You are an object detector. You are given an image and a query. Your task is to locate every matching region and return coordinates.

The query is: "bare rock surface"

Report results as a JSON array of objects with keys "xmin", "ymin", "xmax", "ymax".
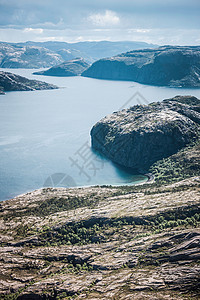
[{"xmin": 0, "ymin": 177, "xmax": 199, "ymax": 299}]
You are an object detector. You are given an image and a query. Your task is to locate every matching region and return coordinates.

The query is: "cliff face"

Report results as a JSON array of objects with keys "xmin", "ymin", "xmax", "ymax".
[
  {"xmin": 82, "ymin": 46, "xmax": 200, "ymax": 87},
  {"xmin": 0, "ymin": 71, "xmax": 58, "ymax": 94},
  {"xmin": 91, "ymin": 96, "xmax": 200, "ymax": 171},
  {"xmin": 33, "ymin": 58, "xmax": 90, "ymax": 76}
]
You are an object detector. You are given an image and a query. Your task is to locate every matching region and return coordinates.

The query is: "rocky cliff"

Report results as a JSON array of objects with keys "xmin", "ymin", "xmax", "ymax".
[
  {"xmin": 82, "ymin": 46, "xmax": 200, "ymax": 87},
  {"xmin": 33, "ymin": 58, "xmax": 90, "ymax": 76},
  {"xmin": 91, "ymin": 96, "xmax": 200, "ymax": 171},
  {"xmin": 0, "ymin": 71, "xmax": 58, "ymax": 94}
]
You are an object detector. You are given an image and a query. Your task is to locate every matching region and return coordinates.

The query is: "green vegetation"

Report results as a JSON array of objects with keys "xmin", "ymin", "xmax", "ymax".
[
  {"xmin": 3, "ymin": 194, "xmax": 100, "ymax": 221},
  {"xmin": 150, "ymin": 141, "xmax": 200, "ymax": 184},
  {"xmin": 25, "ymin": 204, "xmax": 200, "ymax": 247},
  {"xmin": 36, "ymin": 194, "xmax": 99, "ymax": 216},
  {"xmin": 1, "ymin": 282, "xmax": 34, "ymax": 300}
]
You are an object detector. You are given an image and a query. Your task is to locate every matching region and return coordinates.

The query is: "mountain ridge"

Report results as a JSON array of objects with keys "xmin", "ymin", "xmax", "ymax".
[
  {"xmin": 33, "ymin": 58, "xmax": 90, "ymax": 76},
  {"xmin": 0, "ymin": 40, "xmax": 158, "ymax": 68},
  {"xmin": 82, "ymin": 45, "xmax": 200, "ymax": 87}
]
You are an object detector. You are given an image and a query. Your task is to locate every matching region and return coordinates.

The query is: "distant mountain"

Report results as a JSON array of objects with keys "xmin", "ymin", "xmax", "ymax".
[
  {"xmin": 0, "ymin": 41, "xmax": 157, "ymax": 68},
  {"xmin": 82, "ymin": 46, "xmax": 200, "ymax": 87},
  {"xmin": 0, "ymin": 71, "xmax": 58, "ymax": 94},
  {"xmin": 0, "ymin": 42, "xmax": 63, "ymax": 68},
  {"xmin": 22, "ymin": 41, "xmax": 93, "ymax": 63},
  {"xmin": 28, "ymin": 40, "xmax": 157, "ymax": 61},
  {"xmin": 33, "ymin": 58, "xmax": 90, "ymax": 77}
]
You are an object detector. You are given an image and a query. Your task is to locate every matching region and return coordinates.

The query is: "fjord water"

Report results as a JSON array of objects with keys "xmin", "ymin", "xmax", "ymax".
[{"xmin": 0, "ymin": 69, "xmax": 200, "ymax": 201}]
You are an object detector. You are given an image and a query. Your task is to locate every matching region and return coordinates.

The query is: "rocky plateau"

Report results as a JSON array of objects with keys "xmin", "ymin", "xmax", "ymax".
[
  {"xmin": 82, "ymin": 46, "xmax": 200, "ymax": 87},
  {"xmin": 0, "ymin": 176, "xmax": 199, "ymax": 299}
]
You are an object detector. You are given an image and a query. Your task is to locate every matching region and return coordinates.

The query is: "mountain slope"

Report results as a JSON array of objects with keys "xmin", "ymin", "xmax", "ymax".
[
  {"xmin": 82, "ymin": 46, "xmax": 200, "ymax": 87},
  {"xmin": 0, "ymin": 41, "xmax": 158, "ymax": 68},
  {"xmin": 0, "ymin": 42, "xmax": 63, "ymax": 68},
  {"xmin": 24, "ymin": 40, "xmax": 157, "ymax": 61},
  {"xmin": 0, "ymin": 177, "xmax": 199, "ymax": 299},
  {"xmin": 33, "ymin": 58, "xmax": 90, "ymax": 76},
  {"xmin": 0, "ymin": 71, "xmax": 58, "ymax": 94}
]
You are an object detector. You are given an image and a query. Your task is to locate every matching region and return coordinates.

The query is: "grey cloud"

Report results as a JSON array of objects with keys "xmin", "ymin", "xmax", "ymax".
[
  {"xmin": 0, "ymin": 0, "xmax": 199, "ymax": 44},
  {"xmin": 0, "ymin": 0, "xmax": 199, "ymax": 29}
]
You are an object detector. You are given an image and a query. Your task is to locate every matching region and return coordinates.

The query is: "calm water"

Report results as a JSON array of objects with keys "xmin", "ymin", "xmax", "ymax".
[{"xmin": 0, "ymin": 68, "xmax": 200, "ymax": 201}]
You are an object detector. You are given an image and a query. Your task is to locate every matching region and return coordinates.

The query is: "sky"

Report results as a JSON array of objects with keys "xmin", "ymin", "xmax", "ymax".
[{"xmin": 0, "ymin": 0, "xmax": 199, "ymax": 45}]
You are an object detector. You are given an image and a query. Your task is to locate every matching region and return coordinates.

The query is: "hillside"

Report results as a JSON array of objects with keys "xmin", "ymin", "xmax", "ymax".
[
  {"xmin": 0, "ymin": 177, "xmax": 199, "ymax": 299},
  {"xmin": 33, "ymin": 58, "xmax": 90, "ymax": 77},
  {"xmin": 0, "ymin": 42, "xmax": 63, "ymax": 68},
  {"xmin": 82, "ymin": 46, "xmax": 200, "ymax": 87},
  {"xmin": 0, "ymin": 41, "xmax": 157, "ymax": 68},
  {"xmin": 23, "ymin": 40, "xmax": 157, "ymax": 62},
  {"xmin": 0, "ymin": 71, "xmax": 58, "ymax": 94}
]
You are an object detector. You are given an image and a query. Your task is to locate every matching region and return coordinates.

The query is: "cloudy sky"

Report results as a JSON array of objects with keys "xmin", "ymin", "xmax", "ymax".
[{"xmin": 0, "ymin": 0, "xmax": 199, "ymax": 45}]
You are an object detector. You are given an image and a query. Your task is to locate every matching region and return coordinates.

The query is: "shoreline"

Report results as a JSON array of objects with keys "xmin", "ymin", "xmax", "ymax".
[
  {"xmin": 144, "ymin": 172, "xmax": 155, "ymax": 183},
  {"xmin": 0, "ymin": 173, "xmax": 152, "ymax": 203}
]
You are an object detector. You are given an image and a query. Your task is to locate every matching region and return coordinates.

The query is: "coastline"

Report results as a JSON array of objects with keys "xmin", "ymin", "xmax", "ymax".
[
  {"xmin": 144, "ymin": 172, "xmax": 155, "ymax": 183},
  {"xmin": 1, "ymin": 174, "xmax": 150, "ymax": 203}
]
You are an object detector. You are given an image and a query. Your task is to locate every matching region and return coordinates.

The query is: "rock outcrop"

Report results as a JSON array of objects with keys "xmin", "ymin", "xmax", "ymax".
[
  {"xmin": 82, "ymin": 46, "xmax": 200, "ymax": 87},
  {"xmin": 91, "ymin": 96, "xmax": 200, "ymax": 171},
  {"xmin": 0, "ymin": 176, "xmax": 199, "ymax": 299},
  {"xmin": 33, "ymin": 58, "xmax": 90, "ymax": 76},
  {"xmin": 0, "ymin": 71, "xmax": 58, "ymax": 94}
]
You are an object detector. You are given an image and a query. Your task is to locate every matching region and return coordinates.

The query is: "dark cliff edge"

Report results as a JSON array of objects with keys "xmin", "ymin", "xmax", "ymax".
[
  {"xmin": 0, "ymin": 71, "xmax": 58, "ymax": 94},
  {"xmin": 82, "ymin": 46, "xmax": 200, "ymax": 87},
  {"xmin": 91, "ymin": 96, "xmax": 200, "ymax": 175},
  {"xmin": 33, "ymin": 58, "xmax": 90, "ymax": 77}
]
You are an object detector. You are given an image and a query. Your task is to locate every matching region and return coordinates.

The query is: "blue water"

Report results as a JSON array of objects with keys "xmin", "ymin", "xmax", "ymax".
[{"xmin": 0, "ymin": 68, "xmax": 200, "ymax": 201}]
